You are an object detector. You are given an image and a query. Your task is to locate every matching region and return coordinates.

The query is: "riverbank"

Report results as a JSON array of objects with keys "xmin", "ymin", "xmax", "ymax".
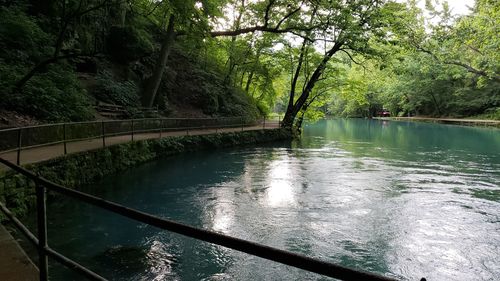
[
  {"xmin": 374, "ymin": 116, "xmax": 500, "ymax": 127},
  {"xmin": 0, "ymin": 128, "xmax": 292, "ymax": 220}
]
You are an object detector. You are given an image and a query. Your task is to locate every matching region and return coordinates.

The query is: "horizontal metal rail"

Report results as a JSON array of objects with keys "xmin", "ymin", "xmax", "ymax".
[
  {"xmin": 0, "ymin": 117, "xmax": 282, "ymax": 164},
  {"xmin": 0, "ymin": 122, "xmax": 269, "ymax": 155},
  {"xmin": 0, "ymin": 157, "xmax": 397, "ymax": 281}
]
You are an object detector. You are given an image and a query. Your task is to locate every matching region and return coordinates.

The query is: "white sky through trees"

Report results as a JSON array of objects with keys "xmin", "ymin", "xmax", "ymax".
[
  {"xmin": 421, "ymin": 0, "xmax": 475, "ymax": 15},
  {"xmin": 214, "ymin": 0, "xmax": 476, "ymax": 52}
]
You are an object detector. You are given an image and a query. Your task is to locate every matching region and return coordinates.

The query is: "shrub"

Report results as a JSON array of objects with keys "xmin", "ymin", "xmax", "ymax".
[
  {"xmin": 1, "ymin": 61, "xmax": 93, "ymax": 121},
  {"xmin": 94, "ymin": 70, "xmax": 141, "ymax": 106},
  {"xmin": 0, "ymin": 6, "xmax": 52, "ymax": 63},
  {"xmin": 22, "ymin": 65, "xmax": 93, "ymax": 121}
]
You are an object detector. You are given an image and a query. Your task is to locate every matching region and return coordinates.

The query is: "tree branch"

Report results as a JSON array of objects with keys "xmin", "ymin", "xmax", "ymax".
[
  {"xmin": 263, "ymin": 0, "xmax": 276, "ymax": 27},
  {"xmin": 444, "ymin": 60, "xmax": 496, "ymax": 79},
  {"xmin": 339, "ymin": 49, "xmax": 366, "ymax": 70},
  {"xmin": 275, "ymin": 5, "xmax": 302, "ymax": 29},
  {"xmin": 416, "ymin": 44, "xmax": 499, "ymax": 81},
  {"xmin": 13, "ymin": 53, "xmax": 100, "ymax": 93},
  {"xmin": 210, "ymin": 1, "xmax": 322, "ymax": 41}
]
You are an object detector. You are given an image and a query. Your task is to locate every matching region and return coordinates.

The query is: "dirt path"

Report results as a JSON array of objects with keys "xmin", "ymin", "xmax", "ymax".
[{"xmin": 0, "ymin": 122, "xmax": 280, "ymax": 167}]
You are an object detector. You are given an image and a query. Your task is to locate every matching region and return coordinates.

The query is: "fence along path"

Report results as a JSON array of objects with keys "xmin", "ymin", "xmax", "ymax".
[{"xmin": 0, "ymin": 117, "xmax": 280, "ymax": 166}]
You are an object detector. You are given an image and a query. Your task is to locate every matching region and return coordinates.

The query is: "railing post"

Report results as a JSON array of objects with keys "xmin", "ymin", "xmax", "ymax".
[
  {"xmin": 278, "ymin": 115, "xmax": 281, "ymax": 127},
  {"xmin": 131, "ymin": 119, "xmax": 134, "ymax": 141},
  {"xmin": 63, "ymin": 124, "xmax": 67, "ymax": 155},
  {"xmin": 241, "ymin": 117, "xmax": 244, "ymax": 131},
  {"xmin": 159, "ymin": 119, "xmax": 163, "ymax": 139},
  {"xmin": 263, "ymin": 116, "xmax": 266, "ymax": 129},
  {"xmin": 36, "ymin": 182, "xmax": 49, "ymax": 281},
  {"xmin": 16, "ymin": 128, "xmax": 22, "ymax": 165},
  {"xmin": 101, "ymin": 121, "xmax": 106, "ymax": 148}
]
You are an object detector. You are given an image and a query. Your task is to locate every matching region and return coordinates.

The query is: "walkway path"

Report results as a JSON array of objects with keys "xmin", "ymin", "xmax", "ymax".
[
  {"xmin": 375, "ymin": 116, "xmax": 500, "ymax": 127},
  {"xmin": 0, "ymin": 122, "xmax": 280, "ymax": 167},
  {"xmin": 0, "ymin": 224, "xmax": 38, "ymax": 281}
]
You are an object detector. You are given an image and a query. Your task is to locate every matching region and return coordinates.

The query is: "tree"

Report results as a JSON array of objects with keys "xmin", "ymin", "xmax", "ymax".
[
  {"xmin": 374, "ymin": 0, "xmax": 500, "ymax": 117},
  {"xmin": 13, "ymin": 0, "xmax": 125, "ymax": 92},
  {"xmin": 140, "ymin": 0, "xmax": 226, "ymax": 107},
  {"xmin": 279, "ymin": 0, "xmax": 391, "ymax": 130}
]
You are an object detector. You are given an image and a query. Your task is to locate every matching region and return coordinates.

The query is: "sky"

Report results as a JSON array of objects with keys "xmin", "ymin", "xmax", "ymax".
[
  {"xmin": 445, "ymin": 0, "xmax": 476, "ymax": 15},
  {"xmin": 408, "ymin": 0, "xmax": 476, "ymax": 16}
]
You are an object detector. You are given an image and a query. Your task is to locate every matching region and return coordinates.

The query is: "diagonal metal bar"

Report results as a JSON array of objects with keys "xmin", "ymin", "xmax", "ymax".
[{"xmin": 0, "ymin": 202, "xmax": 107, "ymax": 280}]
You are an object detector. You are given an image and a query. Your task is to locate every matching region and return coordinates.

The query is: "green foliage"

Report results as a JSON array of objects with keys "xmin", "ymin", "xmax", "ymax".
[
  {"xmin": 0, "ymin": 5, "xmax": 92, "ymax": 121},
  {"xmin": 1, "ymin": 0, "xmax": 497, "ymax": 124},
  {"xmin": 0, "ymin": 6, "xmax": 52, "ymax": 61},
  {"xmin": 94, "ymin": 70, "xmax": 141, "ymax": 106},
  {"xmin": 219, "ymin": 88, "xmax": 261, "ymax": 120},
  {"xmin": 162, "ymin": 48, "xmax": 260, "ymax": 120},
  {"xmin": 320, "ymin": 0, "xmax": 499, "ymax": 119},
  {"xmin": 24, "ymin": 66, "xmax": 94, "ymax": 121},
  {"xmin": 0, "ymin": 62, "xmax": 93, "ymax": 121},
  {"xmin": 472, "ymin": 107, "xmax": 500, "ymax": 120}
]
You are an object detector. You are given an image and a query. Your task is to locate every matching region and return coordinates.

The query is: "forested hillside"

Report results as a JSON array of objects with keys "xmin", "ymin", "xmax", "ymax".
[
  {"xmin": 0, "ymin": 0, "xmax": 262, "ymax": 124},
  {"xmin": 0, "ymin": 0, "xmax": 498, "ymax": 128}
]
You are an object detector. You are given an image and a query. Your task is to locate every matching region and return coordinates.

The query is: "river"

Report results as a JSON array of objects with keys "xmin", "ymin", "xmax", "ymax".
[{"xmin": 42, "ymin": 119, "xmax": 500, "ymax": 280}]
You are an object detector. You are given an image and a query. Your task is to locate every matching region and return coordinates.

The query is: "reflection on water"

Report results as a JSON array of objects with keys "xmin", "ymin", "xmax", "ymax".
[
  {"xmin": 38, "ymin": 119, "xmax": 499, "ymax": 280},
  {"xmin": 265, "ymin": 159, "xmax": 296, "ymax": 207}
]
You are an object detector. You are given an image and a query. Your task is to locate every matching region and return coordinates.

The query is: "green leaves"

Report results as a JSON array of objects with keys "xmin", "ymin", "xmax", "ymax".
[
  {"xmin": 0, "ymin": 6, "xmax": 52, "ymax": 62},
  {"xmin": 94, "ymin": 70, "xmax": 141, "ymax": 107}
]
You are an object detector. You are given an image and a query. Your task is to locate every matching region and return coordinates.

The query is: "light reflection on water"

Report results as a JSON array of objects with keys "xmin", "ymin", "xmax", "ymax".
[{"xmin": 39, "ymin": 119, "xmax": 499, "ymax": 280}]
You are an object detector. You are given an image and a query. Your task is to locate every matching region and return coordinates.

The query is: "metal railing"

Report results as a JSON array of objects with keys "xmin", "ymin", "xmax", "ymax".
[
  {"xmin": 0, "ymin": 117, "xmax": 282, "ymax": 165},
  {"xmin": 0, "ymin": 157, "xmax": 399, "ymax": 281}
]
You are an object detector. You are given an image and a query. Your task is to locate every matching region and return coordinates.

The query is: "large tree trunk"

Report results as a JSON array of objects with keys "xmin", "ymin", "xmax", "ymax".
[
  {"xmin": 244, "ymin": 71, "xmax": 254, "ymax": 92},
  {"xmin": 281, "ymin": 42, "xmax": 343, "ymax": 130},
  {"xmin": 281, "ymin": 39, "xmax": 309, "ymax": 128},
  {"xmin": 142, "ymin": 15, "xmax": 175, "ymax": 107}
]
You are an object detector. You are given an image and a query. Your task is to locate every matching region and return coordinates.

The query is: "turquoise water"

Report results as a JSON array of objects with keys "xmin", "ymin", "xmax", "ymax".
[{"xmin": 42, "ymin": 119, "xmax": 500, "ymax": 280}]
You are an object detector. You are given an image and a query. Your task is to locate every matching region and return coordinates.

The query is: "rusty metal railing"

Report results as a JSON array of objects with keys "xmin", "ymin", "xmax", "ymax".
[{"xmin": 0, "ymin": 157, "xmax": 400, "ymax": 281}]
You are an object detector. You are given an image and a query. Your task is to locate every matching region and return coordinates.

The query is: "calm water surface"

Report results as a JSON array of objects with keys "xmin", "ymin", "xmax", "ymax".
[{"xmin": 42, "ymin": 119, "xmax": 500, "ymax": 280}]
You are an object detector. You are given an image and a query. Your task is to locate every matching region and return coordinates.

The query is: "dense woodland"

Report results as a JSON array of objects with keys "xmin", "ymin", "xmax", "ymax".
[{"xmin": 0, "ymin": 0, "xmax": 498, "ymax": 130}]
